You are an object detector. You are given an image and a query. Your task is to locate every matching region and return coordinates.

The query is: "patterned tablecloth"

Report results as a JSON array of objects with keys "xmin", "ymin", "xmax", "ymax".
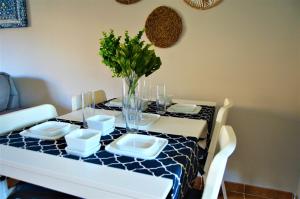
[
  {"xmin": 96, "ymin": 100, "xmax": 216, "ymax": 135},
  {"xmin": 0, "ymin": 101, "xmax": 215, "ymax": 199},
  {"xmin": 0, "ymin": 118, "xmax": 205, "ymax": 199}
]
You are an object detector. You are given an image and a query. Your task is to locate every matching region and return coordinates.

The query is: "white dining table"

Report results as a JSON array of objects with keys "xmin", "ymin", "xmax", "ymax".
[{"xmin": 0, "ymin": 99, "xmax": 216, "ymax": 199}]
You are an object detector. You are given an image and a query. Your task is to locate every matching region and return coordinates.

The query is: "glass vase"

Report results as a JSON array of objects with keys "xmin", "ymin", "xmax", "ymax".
[{"xmin": 122, "ymin": 74, "xmax": 142, "ymax": 133}]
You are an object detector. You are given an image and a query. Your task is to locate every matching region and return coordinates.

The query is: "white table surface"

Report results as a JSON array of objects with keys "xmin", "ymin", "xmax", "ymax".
[
  {"xmin": 0, "ymin": 145, "xmax": 172, "ymax": 199},
  {"xmin": 59, "ymin": 108, "xmax": 208, "ymax": 139},
  {"xmin": 0, "ymin": 99, "xmax": 216, "ymax": 199}
]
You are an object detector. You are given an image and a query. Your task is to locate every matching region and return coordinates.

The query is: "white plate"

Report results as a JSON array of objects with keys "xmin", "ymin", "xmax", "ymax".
[
  {"xmin": 167, "ymin": 104, "xmax": 202, "ymax": 114},
  {"xmin": 105, "ymin": 134, "xmax": 168, "ymax": 160},
  {"xmin": 105, "ymin": 98, "xmax": 148, "ymax": 111},
  {"xmin": 139, "ymin": 113, "xmax": 160, "ymax": 128},
  {"xmin": 65, "ymin": 144, "xmax": 100, "ymax": 158},
  {"xmin": 29, "ymin": 121, "xmax": 71, "ymax": 136},
  {"xmin": 116, "ymin": 113, "xmax": 160, "ymax": 130},
  {"xmin": 20, "ymin": 122, "xmax": 80, "ymax": 140},
  {"xmin": 105, "ymin": 98, "xmax": 122, "ymax": 107}
]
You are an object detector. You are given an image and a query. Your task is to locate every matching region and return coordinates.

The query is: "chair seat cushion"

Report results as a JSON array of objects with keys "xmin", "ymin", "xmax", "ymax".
[
  {"xmin": 0, "ymin": 75, "xmax": 10, "ymax": 111},
  {"xmin": 8, "ymin": 182, "xmax": 81, "ymax": 199}
]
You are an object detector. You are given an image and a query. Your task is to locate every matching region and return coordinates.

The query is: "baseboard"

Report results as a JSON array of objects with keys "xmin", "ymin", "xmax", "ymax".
[
  {"xmin": 6, "ymin": 177, "xmax": 297, "ymax": 199},
  {"xmin": 224, "ymin": 181, "xmax": 295, "ymax": 199}
]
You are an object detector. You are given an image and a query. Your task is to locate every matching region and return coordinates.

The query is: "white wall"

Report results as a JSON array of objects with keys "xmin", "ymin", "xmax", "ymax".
[{"xmin": 0, "ymin": 0, "xmax": 299, "ymax": 194}]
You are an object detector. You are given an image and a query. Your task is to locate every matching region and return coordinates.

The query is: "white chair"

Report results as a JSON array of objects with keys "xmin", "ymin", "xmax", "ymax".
[
  {"xmin": 71, "ymin": 90, "xmax": 107, "ymax": 111},
  {"xmin": 202, "ymin": 98, "xmax": 233, "ymax": 198},
  {"xmin": 187, "ymin": 125, "xmax": 237, "ymax": 199},
  {"xmin": 0, "ymin": 104, "xmax": 58, "ymax": 199},
  {"xmin": 202, "ymin": 125, "xmax": 237, "ymax": 199},
  {"xmin": 204, "ymin": 98, "xmax": 233, "ymax": 172},
  {"xmin": 0, "ymin": 104, "xmax": 58, "ymax": 135}
]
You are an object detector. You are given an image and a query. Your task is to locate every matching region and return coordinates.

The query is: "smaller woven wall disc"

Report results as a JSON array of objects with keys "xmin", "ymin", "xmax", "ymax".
[
  {"xmin": 145, "ymin": 6, "xmax": 183, "ymax": 48},
  {"xmin": 184, "ymin": 0, "xmax": 222, "ymax": 10},
  {"xmin": 116, "ymin": 0, "xmax": 140, "ymax": 5}
]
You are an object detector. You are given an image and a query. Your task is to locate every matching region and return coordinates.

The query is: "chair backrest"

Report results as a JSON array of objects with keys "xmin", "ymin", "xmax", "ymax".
[
  {"xmin": 203, "ymin": 98, "xmax": 233, "ymax": 177},
  {"xmin": 71, "ymin": 90, "xmax": 107, "ymax": 111},
  {"xmin": 0, "ymin": 72, "xmax": 20, "ymax": 111},
  {"xmin": 0, "ymin": 104, "xmax": 58, "ymax": 135},
  {"xmin": 201, "ymin": 125, "xmax": 237, "ymax": 199}
]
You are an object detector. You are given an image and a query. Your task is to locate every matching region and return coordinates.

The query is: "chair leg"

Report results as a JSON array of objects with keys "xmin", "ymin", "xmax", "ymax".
[
  {"xmin": 0, "ymin": 176, "xmax": 9, "ymax": 199},
  {"xmin": 0, "ymin": 176, "xmax": 16, "ymax": 199},
  {"xmin": 221, "ymin": 181, "xmax": 228, "ymax": 199}
]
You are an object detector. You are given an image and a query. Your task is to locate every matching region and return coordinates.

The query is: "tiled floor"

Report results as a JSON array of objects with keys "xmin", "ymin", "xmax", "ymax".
[
  {"xmin": 220, "ymin": 181, "xmax": 294, "ymax": 199},
  {"xmin": 218, "ymin": 192, "xmax": 269, "ymax": 199}
]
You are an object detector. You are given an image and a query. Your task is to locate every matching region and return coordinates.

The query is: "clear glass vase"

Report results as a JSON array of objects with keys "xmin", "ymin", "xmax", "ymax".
[{"xmin": 122, "ymin": 74, "xmax": 142, "ymax": 133}]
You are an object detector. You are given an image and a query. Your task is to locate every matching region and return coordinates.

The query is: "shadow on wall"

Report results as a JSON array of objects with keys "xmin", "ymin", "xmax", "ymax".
[
  {"xmin": 14, "ymin": 77, "xmax": 68, "ymax": 114},
  {"xmin": 225, "ymin": 106, "xmax": 300, "ymax": 193}
]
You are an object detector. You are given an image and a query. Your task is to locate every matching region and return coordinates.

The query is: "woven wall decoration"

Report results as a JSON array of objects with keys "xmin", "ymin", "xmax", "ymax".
[
  {"xmin": 145, "ymin": 6, "xmax": 182, "ymax": 48},
  {"xmin": 184, "ymin": 0, "xmax": 222, "ymax": 10},
  {"xmin": 115, "ymin": 0, "xmax": 140, "ymax": 4}
]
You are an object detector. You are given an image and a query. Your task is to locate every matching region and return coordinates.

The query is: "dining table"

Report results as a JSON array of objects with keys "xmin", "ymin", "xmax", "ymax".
[{"xmin": 0, "ymin": 98, "xmax": 216, "ymax": 199}]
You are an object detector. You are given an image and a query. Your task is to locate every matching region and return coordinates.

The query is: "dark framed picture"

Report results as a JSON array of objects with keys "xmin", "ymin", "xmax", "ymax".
[{"xmin": 0, "ymin": 0, "xmax": 28, "ymax": 29}]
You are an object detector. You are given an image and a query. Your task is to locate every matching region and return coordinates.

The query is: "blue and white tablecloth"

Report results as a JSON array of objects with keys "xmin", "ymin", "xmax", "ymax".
[
  {"xmin": 0, "ymin": 118, "xmax": 206, "ymax": 199},
  {"xmin": 96, "ymin": 100, "xmax": 216, "ymax": 136}
]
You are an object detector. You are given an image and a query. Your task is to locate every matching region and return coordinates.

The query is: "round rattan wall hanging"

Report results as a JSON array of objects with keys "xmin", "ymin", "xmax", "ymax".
[
  {"xmin": 145, "ymin": 6, "xmax": 182, "ymax": 48},
  {"xmin": 184, "ymin": 0, "xmax": 222, "ymax": 10},
  {"xmin": 116, "ymin": 0, "xmax": 140, "ymax": 4}
]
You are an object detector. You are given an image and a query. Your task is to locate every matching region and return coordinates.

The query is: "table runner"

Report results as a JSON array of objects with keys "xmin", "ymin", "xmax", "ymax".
[
  {"xmin": 96, "ymin": 100, "xmax": 216, "ymax": 134},
  {"xmin": 0, "ymin": 118, "xmax": 206, "ymax": 199}
]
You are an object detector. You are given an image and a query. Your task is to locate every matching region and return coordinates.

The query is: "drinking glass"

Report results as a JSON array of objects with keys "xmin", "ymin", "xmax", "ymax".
[
  {"xmin": 81, "ymin": 91, "xmax": 93, "ymax": 128},
  {"xmin": 140, "ymin": 79, "xmax": 152, "ymax": 110},
  {"xmin": 91, "ymin": 91, "xmax": 96, "ymax": 109},
  {"xmin": 156, "ymin": 84, "xmax": 166, "ymax": 114}
]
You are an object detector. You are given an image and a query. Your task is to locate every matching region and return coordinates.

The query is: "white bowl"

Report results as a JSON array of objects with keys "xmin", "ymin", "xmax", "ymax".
[
  {"xmin": 65, "ymin": 129, "xmax": 101, "ymax": 152},
  {"xmin": 86, "ymin": 115, "xmax": 115, "ymax": 135},
  {"xmin": 115, "ymin": 134, "xmax": 159, "ymax": 156}
]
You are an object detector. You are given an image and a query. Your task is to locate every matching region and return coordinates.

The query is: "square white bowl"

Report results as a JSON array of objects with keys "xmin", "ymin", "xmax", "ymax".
[
  {"xmin": 65, "ymin": 129, "xmax": 101, "ymax": 152},
  {"xmin": 86, "ymin": 115, "xmax": 115, "ymax": 135},
  {"xmin": 115, "ymin": 134, "xmax": 158, "ymax": 155}
]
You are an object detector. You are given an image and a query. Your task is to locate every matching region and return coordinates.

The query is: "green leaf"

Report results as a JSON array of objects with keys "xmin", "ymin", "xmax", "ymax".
[{"xmin": 99, "ymin": 29, "xmax": 161, "ymax": 78}]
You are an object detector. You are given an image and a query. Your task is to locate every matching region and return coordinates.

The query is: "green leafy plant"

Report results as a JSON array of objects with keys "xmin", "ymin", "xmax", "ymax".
[
  {"xmin": 99, "ymin": 30, "xmax": 161, "ymax": 96},
  {"xmin": 99, "ymin": 30, "xmax": 161, "ymax": 79}
]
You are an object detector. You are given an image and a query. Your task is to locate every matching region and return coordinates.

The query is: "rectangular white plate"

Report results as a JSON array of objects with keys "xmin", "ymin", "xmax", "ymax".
[
  {"xmin": 167, "ymin": 104, "xmax": 202, "ymax": 115},
  {"xmin": 105, "ymin": 98, "xmax": 122, "ymax": 107},
  {"xmin": 29, "ymin": 121, "xmax": 71, "ymax": 136},
  {"xmin": 105, "ymin": 98, "xmax": 148, "ymax": 111},
  {"xmin": 116, "ymin": 113, "xmax": 160, "ymax": 130},
  {"xmin": 105, "ymin": 134, "xmax": 168, "ymax": 160},
  {"xmin": 20, "ymin": 122, "xmax": 80, "ymax": 140},
  {"xmin": 139, "ymin": 113, "xmax": 160, "ymax": 127}
]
